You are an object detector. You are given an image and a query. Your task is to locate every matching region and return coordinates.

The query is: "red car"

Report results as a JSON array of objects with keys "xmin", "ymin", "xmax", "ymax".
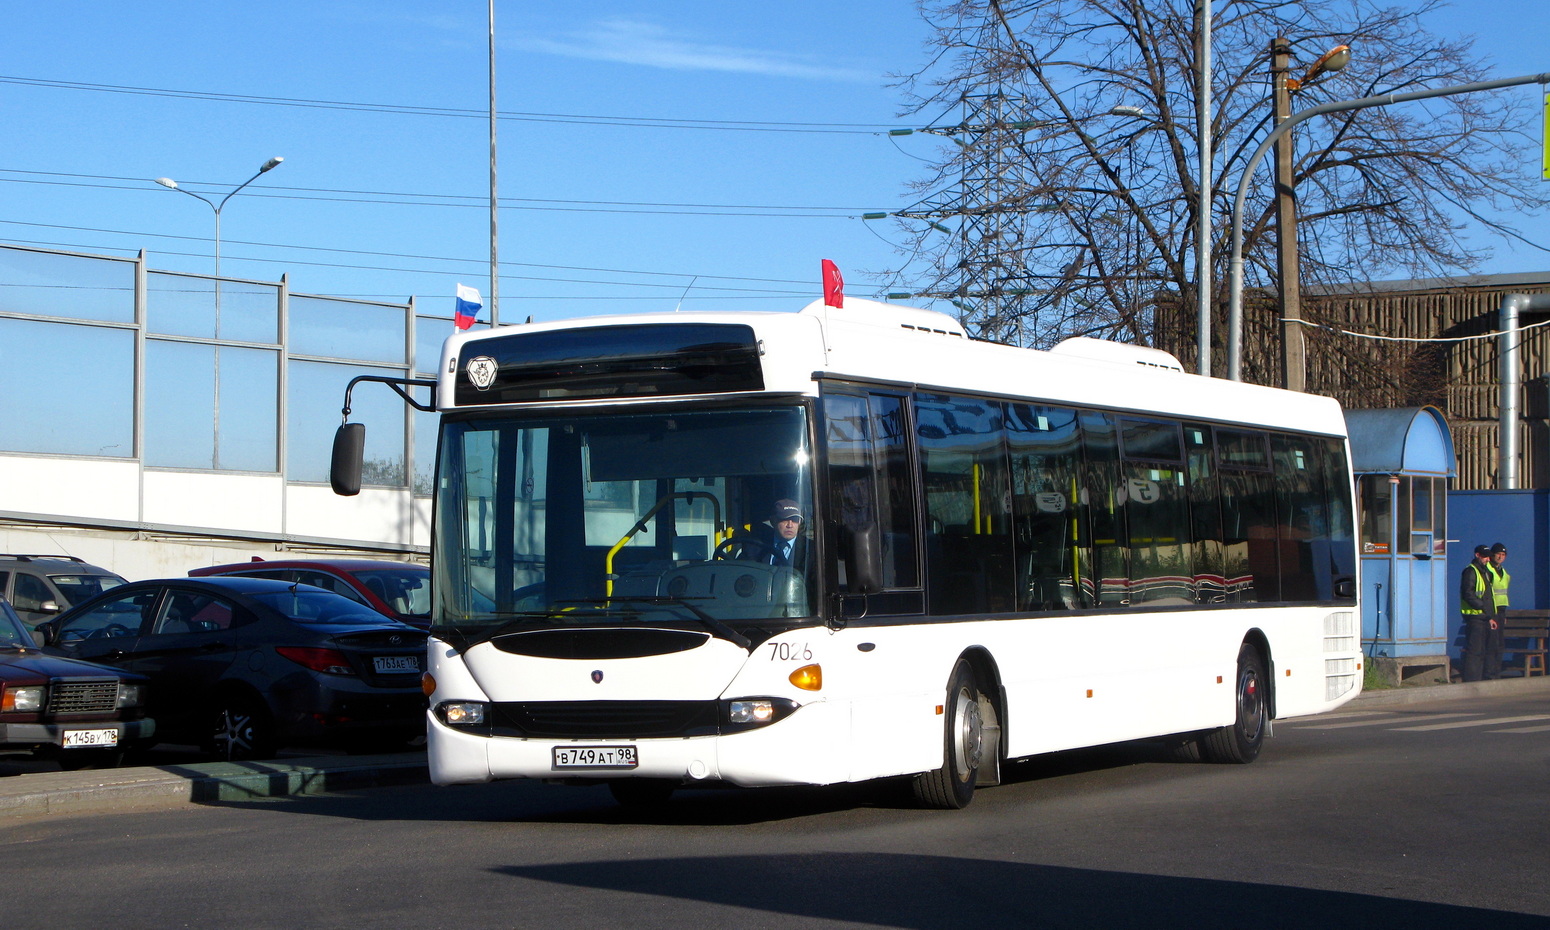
[{"xmin": 189, "ymin": 559, "xmax": 430, "ymax": 629}]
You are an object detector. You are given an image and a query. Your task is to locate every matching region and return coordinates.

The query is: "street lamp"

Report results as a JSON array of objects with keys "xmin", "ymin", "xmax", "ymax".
[
  {"xmin": 1273, "ymin": 40, "xmax": 1352, "ymax": 392},
  {"xmin": 1224, "ymin": 71, "xmax": 1550, "ymax": 381},
  {"xmin": 152, "ymin": 156, "xmax": 283, "ymax": 471},
  {"xmin": 153, "ymin": 156, "xmax": 284, "ymax": 301}
]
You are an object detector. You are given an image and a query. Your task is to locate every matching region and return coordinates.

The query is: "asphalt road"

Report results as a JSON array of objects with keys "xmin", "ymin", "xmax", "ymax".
[{"xmin": 4, "ymin": 687, "xmax": 1548, "ymax": 929}]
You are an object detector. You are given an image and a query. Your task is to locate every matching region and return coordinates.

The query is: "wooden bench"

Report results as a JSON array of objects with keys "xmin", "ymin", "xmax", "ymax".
[{"xmin": 1500, "ymin": 609, "xmax": 1549, "ymax": 678}]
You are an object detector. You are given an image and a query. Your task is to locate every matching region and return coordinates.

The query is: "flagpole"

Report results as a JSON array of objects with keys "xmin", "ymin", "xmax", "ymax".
[{"xmin": 488, "ymin": 0, "xmax": 500, "ymax": 327}]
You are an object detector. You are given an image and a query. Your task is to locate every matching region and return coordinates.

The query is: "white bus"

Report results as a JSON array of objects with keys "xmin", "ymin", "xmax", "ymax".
[{"xmin": 332, "ymin": 297, "xmax": 1362, "ymax": 809}]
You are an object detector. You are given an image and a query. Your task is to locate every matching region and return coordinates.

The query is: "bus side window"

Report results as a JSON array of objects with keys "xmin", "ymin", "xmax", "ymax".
[
  {"xmin": 824, "ymin": 393, "xmax": 880, "ymax": 593},
  {"xmin": 1185, "ymin": 424, "xmax": 1227, "ymax": 604},
  {"xmin": 823, "ymin": 391, "xmax": 922, "ymax": 598},
  {"xmin": 917, "ymin": 393, "xmax": 1013, "ymax": 615},
  {"xmin": 1080, "ymin": 411, "xmax": 1128, "ymax": 607},
  {"xmin": 1008, "ymin": 403, "xmax": 1083, "ymax": 611}
]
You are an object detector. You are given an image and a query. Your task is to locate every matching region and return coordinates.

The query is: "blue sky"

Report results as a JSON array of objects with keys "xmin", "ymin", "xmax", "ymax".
[{"xmin": 2, "ymin": 1, "xmax": 1547, "ymax": 328}]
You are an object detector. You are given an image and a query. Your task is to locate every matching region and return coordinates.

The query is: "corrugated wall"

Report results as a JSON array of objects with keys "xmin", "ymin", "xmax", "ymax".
[{"xmin": 1154, "ymin": 275, "xmax": 1550, "ymax": 490}]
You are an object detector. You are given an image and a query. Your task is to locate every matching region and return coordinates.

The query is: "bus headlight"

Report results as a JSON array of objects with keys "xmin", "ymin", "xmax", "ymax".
[
  {"xmin": 722, "ymin": 697, "xmax": 799, "ymax": 730},
  {"xmin": 437, "ymin": 701, "xmax": 487, "ymax": 726}
]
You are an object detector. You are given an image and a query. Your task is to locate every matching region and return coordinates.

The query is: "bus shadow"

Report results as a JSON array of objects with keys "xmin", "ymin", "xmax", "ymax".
[
  {"xmin": 490, "ymin": 852, "xmax": 1544, "ymax": 929},
  {"xmin": 190, "ymin": 737, "xmax": 1200, "ymax": 826}
]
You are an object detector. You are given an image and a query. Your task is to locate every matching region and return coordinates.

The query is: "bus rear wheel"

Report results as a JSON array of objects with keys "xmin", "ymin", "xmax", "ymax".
[
  {"xmin": 1201, "ymin": 644, "xmax": 1268, "ymax": 764},
  {"xmin": 912, "ymin": 659, "xmax": 983, "ymax": 809}
]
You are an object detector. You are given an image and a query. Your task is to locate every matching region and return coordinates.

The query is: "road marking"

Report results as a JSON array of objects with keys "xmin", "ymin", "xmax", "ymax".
[
  {"xmin": 1394, "ymin": 715, "xmax": 1550, "ymax": 732},
  {"xmin": 1488, "ymin": 724, "xmax": 1550, "ymax": 733},
  {"xmin": 1294, "ymin": 713, "xmax": 1480, "ymax": 730}
]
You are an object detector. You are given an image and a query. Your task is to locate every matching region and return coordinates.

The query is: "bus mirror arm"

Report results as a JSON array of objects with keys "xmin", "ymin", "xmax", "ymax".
[
  {"xmin": 330, "ymin": 375, "xmax": 438, "ymax": 497},
  {"xmin": 331, "ymin": 423, "xmax": 365, "ymax": 496}
]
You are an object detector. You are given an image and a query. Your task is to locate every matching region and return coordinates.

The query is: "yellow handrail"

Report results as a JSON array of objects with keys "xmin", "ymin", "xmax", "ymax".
[{"xmin": 604, "ymin": 490, "xmax": 723, "ymax": 596}]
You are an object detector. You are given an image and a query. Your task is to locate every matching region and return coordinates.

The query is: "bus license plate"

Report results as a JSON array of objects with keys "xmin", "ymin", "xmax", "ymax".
[
  {"xmin": 552, "ymin": 745, "xmax": 638, "ymax": 770},
  {"xmin": 373, "ymin": 655, "xmax": 420, "ymax": 674},
  {"xmin": 63, "ymin": 729, "xmax": 119, "ymax": 749}
]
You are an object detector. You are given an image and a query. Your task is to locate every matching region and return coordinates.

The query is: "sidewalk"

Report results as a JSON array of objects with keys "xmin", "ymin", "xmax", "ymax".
[
  {"xmin": 0, "ymin": 751, "xmax": 428, "ymax": 821},
  {"xmin": 1348, "ymin": 671, "xmax": 1550, "ymax": 707},
  {"xmin": 2, "ymin": 676, "xmax": 1546, "ymax": 821}
]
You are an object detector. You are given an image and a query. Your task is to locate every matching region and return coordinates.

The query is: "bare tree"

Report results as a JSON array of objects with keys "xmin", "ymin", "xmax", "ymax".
[{"xmin": 890, "ymin": 0, "xmax": 1547, "ymax": 359}]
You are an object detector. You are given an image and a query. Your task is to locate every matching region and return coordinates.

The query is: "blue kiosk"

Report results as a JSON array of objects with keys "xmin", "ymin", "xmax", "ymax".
[{"xmin": 1343, "ymin": 407, "xmax": 1456, "ymax": 685}]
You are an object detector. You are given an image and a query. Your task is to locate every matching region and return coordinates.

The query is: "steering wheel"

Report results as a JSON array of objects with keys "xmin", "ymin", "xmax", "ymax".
[
  {"xmin": 713, "ymin": 535, "xmax": 771, "ymax": 561},
  {"xmin": 95, "ymin": 623, "xmax": 134, "ymax": 639}
]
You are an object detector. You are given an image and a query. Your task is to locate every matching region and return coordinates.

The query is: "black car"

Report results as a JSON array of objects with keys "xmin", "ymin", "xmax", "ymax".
[
  {"xmin": 1, "ymin": 597, "xmax": 153, "ymax": 769},
  {"xmin": 40, "ymin": 577, "xmax": 428, "ymax": 760}
]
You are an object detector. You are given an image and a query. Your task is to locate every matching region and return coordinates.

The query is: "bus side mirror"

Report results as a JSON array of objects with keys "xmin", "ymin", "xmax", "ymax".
[
  {"xmin": 1333, "ymin": 577, "xmax": 1356, "ymax": 599},
  {"xmin": 330, "ymin": 423, "xmax": 366, "ymax": 496},
  {"xmin": 848, "ymin": 522, "xmax": 883, "ymax": 595}
]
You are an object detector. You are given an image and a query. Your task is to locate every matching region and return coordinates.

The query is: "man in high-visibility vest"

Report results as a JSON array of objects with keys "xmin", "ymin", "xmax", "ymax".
[
  {"xmin": 1461, "ymin": 543, "xmax": 1503, "ymax": 682},
  {"xmin": 1489, "ymin": 542, "xmax": 1511, "ymax": 612}
]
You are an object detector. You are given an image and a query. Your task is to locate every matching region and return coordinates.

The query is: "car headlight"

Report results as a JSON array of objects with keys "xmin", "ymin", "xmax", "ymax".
[
  {"xmin": 116, "ymin": 683, "xmax": 145, "ymax": 709},
  {"xmin": 3, "ymin": 685, "xmax": 45, "ymax": 713}
]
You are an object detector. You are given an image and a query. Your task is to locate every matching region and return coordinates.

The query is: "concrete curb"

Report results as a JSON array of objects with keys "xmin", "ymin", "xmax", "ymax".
[
  {"xmin": 1347, "ymin": 673, "xmax": 1550, "ymax": 707},
  {"xmin": 0, "ymin": 753, "xmax": 428, "ymax": 820}
]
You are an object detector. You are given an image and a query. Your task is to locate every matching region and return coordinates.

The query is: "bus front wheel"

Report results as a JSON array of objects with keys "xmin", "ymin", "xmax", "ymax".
[
  {"xmin": 912, "ymin": 659, "xmax": 983, "ymax": 809},
  {"xmin": 1201, "ymin": 644, "xmax": 1268, "ymax": 764}
]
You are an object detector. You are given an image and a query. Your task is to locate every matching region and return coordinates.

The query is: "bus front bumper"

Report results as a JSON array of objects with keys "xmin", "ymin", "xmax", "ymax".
[{"xmin": 427, "ymin": 699, "xmax": 848, "ymax": 789}]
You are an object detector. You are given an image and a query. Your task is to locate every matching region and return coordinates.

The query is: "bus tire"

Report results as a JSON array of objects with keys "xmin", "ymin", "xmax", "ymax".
[
  {"xmin": 1201, "ymin": 644, "xmax": 1268, "ymax": 764},
  {"xmin": 912, "ymin": 659, "xmax": 983, "ymax": 809}
]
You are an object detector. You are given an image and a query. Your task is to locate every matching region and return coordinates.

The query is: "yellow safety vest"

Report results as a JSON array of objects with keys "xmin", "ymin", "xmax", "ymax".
[
  {"xmin": 1491, "ymin": 565, "xmax": 1510, "ymax": 610},
  {"xmin": 1462, "ymin": 563, "xmax": 1491, "ymax": 615}
]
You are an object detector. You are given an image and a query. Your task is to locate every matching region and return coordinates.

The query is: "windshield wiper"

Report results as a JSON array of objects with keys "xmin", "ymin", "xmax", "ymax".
[{"xmin": 600, "ymin": 596, "xmax": 753, "ymax": 652}]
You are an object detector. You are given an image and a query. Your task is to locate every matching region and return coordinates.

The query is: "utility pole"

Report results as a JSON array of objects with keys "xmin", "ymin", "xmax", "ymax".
[{"xmin": 1272, "ymin": 37, "xmax": 1305, "ymax": 392}]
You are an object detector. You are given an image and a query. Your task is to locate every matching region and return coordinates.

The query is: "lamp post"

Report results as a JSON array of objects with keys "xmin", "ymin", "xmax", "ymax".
[
  {"xmin": 154, "ymin": 155, "xmax": 284, "ymax": 328},
  {"xmin": 1225, "ymin": 72, "xmax": 1550, "ymax": 381},
  {"xmin": 152, "ymin": 156, "xmax": 283, "ymax": 470},
  {"xmin": 1196, "ymin": 0, "xmax": 1213, "ymax": 377},
  {"xmin": 1272, "ymin": 40, "xmax": 1351, "ymax": 391}
]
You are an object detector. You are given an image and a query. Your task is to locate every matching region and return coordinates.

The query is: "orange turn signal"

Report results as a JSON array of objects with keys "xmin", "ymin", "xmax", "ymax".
[
  {"xmin": 789, "ymin": 664, "xmax": 822, "ymax": 691},
  {"xmin": 421, "ymin": 672, "xmax": 437, "ymax": 697}
]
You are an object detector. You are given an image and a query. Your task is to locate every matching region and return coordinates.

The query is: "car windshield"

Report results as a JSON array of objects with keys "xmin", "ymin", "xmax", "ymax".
[
  {"xmin": 0, "ymin": 601, "xmax": 29, "ymax": 647},
  {"xmin": 50, "ymin": 574, "xmax": 125, "ymax": 603},
  {"xmin": 433, "ymin": 405, "xmax": 817, "ymax": 641},
  {"xmin": 351, "ymin": 568, "xmax": 430, "ymax": 618},
  {"xmin": 248, "ymin": 587, "xmax": 402, "ymax": 626}
]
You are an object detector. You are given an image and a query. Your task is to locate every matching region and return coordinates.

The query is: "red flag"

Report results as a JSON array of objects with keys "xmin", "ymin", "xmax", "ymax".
[{"xmin": 821, "ymin": 259, "xmax": 844, "ymax": 308}]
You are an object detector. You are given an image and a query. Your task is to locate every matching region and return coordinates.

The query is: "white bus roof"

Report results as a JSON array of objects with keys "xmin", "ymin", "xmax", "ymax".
[{"xmin": 442, "ymin": 299, "xmax": 1347, "ymax": 436}]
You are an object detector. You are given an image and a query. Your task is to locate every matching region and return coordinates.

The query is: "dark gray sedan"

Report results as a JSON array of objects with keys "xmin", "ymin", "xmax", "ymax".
[{"xmin": 40, "ymin": 576, "xmax": 427, "ymax": 760}]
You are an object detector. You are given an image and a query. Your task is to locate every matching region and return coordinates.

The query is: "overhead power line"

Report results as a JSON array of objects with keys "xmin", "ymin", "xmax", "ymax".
[
  {"xmin": 0, "ymin": 168, "xmax": 881, "ymax": 217},
  {"xmin": 0, "ymin": 74, "xmax": 897, "ymax": 135},
  {"xmin": 0, "ymin": 219, "xmax": 827, "ymax": 291}
]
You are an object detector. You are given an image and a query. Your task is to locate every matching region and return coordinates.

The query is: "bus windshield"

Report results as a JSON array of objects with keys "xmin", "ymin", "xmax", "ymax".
[{"xmin": 432, "ymin": 405, "xmax": 817, "ymax": 643}]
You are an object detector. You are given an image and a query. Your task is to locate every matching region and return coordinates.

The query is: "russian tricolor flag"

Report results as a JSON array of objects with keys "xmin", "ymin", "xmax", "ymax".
[{"xmin": 454, "ymin": 283, "xmax": 483, "ymax": 330}]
